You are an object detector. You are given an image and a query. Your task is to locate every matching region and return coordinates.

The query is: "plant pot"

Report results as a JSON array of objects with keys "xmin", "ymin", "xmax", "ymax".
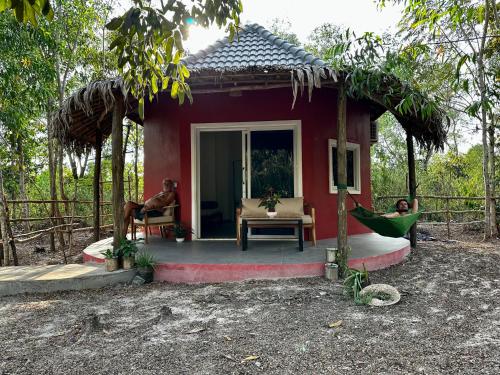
[
  {"xmin": 176, "ymin": 237, "xmax": 185, "ymax": 243},
  {"xmin": 122, "ymin": 256, "xmax": 135, "ymax": 270},
  {"xmin": 266, "ymin": 211, "xmax": 278, "ymax": 218},
  {"xmin": 105, "ymin": 258, "xmax": 119, "ymax": 272},
  {"xmin": 137, "ymin": 266, "xmax": 154, "ymax": 283},
  {"xmin": 325, "ymin": 247, "xmax": 338, "ymax": 263},
  {"xmin": 324, "ymin": 263, "xmax": 338, "ymax": 281}
]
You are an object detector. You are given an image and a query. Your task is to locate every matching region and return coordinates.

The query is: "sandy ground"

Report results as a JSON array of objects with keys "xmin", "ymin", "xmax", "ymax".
[{"xmin": 1, "ymin": 230, "xmax": 499, "ymax": 374}]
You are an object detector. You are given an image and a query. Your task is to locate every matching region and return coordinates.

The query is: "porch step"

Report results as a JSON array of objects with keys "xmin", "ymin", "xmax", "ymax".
[{"xmin": 0, "ymin": 264, "xmax": 136, "ymax": 297}]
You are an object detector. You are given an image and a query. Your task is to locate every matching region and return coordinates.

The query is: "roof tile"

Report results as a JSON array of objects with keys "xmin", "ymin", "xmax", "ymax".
[{"xmin": 184, "ymin": 23, "xmax": 326, "ymax": 72}]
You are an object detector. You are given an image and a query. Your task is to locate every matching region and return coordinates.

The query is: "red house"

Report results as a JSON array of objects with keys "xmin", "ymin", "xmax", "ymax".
[
  {"xmin": 144, "ymin": 23, "xmax": 380, "ymax": 241},
  {"xmin": 55, "ymin": 23, "xmax": 445, "ymax": 282}
]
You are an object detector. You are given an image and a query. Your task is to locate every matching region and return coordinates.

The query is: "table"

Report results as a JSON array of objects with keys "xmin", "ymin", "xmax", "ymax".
[{"xmin": 241, "ymin": 217, "xmax": 303, "ymax": 251}]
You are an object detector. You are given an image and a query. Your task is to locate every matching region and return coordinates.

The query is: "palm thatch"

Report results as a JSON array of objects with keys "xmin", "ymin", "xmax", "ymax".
[
  {"xmin": 51, "ymin": 78, "xmax": 140, "ymax": 150},
  {"xmin": 52, "ymin": 64, "xmax": 447, "ymax": 152}
]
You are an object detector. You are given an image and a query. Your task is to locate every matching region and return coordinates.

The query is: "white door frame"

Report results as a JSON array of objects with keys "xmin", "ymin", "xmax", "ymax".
[{"xmin": 191, "ymin": 120, "xmax": 303, "ymax": 240}]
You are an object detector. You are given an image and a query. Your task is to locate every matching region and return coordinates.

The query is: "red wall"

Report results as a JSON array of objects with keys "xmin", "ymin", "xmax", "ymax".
[{"xmin": 144, "ymin": 87, "xmax": 373, "ymax": 239}]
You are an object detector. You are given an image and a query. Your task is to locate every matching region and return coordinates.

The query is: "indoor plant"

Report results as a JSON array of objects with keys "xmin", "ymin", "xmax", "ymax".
[
  {"xmin": 258, "ymin": 188, "xmax": 281, "ymax": 217},
  {"xmin": 118, "ymin": 238, "xmax": 139, "ymax": 270},
  {"xmin": 101, "ymin": 248, "xmax": 119, "ymax": 272},
  {"xmin": 172, "ymin": 222, "xmax": 192, "ymax": 242},
  {"xmin": 135, "ymin": 251, "xmax": 156, "ymax": 283}
]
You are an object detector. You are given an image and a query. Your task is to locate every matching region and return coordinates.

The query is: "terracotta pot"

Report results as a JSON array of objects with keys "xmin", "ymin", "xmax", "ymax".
[
  {"xmin": 123, "ymin": 256, "xmax": 136, "ymax": 270},
  {"xmin": 105, "ymin": 258, "xmax": 119, "ymax": 272},
  {"xmin": 137, "ymin": 266, "xmax": 154, "ymax": 283}
]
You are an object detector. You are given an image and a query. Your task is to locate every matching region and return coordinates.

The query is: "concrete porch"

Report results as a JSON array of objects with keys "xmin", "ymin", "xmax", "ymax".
[{"xmin": 83, "ymin": 233, "xmax": 410, "ymax": 283}]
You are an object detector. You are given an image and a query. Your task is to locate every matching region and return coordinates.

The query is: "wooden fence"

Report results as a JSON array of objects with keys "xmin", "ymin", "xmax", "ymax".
[
  {"xmin": 0, "ymin": 178, "xmax": 140, "ymax": 267},
  {"xmin": 374, "ymin": 195, "xmax": 500, "ymax": 238}
]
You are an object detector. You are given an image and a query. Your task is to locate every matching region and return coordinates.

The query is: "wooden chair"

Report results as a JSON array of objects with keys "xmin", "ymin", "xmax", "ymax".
[
  {"xmin": 131, "ymin": 203, "xmax": 178, "ymax": 244},
  {"xmin": 236, "ymin": 198, "xmax": 316, "ymax": 246}
]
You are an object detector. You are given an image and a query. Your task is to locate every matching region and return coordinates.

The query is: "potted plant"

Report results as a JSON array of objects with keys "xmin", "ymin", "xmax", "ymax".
[
  {"xmin": 258, "ymin": 188, "xmax": 281, "ymax": 217},
  {"xmin": 118, "ymin": 238, "xmax": 139, "ymax": 270},
  {"xmin": 101, "ymin": 248, "xmax": 119, "ymax": 272},
  {"xmin": 172, "ymin": 223, "xmax": 192, "ymax": 242},
  {"xmin": 135, "ymin": 251, "xmax": 156, "ymax": 283}
]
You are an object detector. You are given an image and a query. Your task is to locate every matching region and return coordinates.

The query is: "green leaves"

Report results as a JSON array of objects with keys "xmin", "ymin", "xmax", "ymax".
[
  {"xmin": 0, "ymin": 0, "xmax": 54, "ymax": 26},
  {"xmin": 106, "ymin": 0, "xmax": 242, "ymax": 118}
]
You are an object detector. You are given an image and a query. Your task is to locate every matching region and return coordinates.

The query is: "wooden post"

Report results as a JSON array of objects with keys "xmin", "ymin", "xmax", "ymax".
[
  {"xmin": 93, "ymin": 127, "xmax": 102, "ymax": 242},
  {"xmin": 111, "ymin": 96, "xmax": 125, "ymax": 248},
  {"xmin": 337, "ymin": 82, "xmax": 348, "ymax": 275},
  {"xmin": 406, "ymin": 129, "xmax": 417, "ymax": 248},
  {"xmin": 446, "ymin": 197, "xmax": 451, "ymax": 239}
]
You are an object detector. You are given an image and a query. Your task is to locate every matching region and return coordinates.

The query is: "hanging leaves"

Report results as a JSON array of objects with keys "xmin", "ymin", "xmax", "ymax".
[{"xmin": 106, "ymin": 0, "xmax": 243, "ymax": 118}]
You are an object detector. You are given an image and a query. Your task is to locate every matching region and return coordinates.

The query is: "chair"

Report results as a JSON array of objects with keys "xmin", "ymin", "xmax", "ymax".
[
  {"xmin": 131, "ymin": 203, "xmax": 178, "ymax": 244},
  {"xmin": 236, "ymin": 197, "xmax": 316, "ymax": 246}
]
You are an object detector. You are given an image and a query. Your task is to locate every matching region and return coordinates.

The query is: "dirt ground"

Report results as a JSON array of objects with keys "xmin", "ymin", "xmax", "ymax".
[{"xmin": 1, "ymin": 228, "xmax": 499, "ymax": 374}]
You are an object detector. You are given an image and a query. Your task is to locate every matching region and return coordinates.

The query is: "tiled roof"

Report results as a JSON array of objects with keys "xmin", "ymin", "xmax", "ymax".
[{"xmin": 184, "ymin": 23, "xmax": 326, "ymax": 72}]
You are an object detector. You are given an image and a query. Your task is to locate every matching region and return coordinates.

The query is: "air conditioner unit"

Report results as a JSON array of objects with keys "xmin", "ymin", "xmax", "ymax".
[{"xmin": 370, "ymin": 121, "xmax": 378, "ymax": 144}]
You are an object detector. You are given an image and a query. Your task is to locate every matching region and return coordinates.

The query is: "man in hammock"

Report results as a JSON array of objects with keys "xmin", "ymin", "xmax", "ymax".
[
  {"xmin": 123, "ymin": 178, "xmax": 176, "ymax": 236},
  {"xmin": 382, "ymin": 198, "xmax": 419, "ymax": 218}
]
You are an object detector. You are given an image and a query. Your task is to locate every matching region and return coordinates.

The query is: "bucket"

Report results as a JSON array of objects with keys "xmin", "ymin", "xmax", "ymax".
[
  {"xmin": 324, "ymin": 263, "xmax": 338, "ymax": 281},
  {"xmin": 325, "ymin": 247, "xmax": 338, "ymax": 263}
]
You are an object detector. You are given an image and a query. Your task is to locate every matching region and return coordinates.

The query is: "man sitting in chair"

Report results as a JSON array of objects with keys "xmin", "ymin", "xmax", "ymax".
[{"xmin": 123, "ymin": 178, "xmax": 176, "ymax": 236}]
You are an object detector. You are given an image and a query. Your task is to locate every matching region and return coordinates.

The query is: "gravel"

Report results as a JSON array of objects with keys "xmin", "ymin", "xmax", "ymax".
[{"xmin": 1, "ymin": 236, "xmax": 499, "ymax": 374}]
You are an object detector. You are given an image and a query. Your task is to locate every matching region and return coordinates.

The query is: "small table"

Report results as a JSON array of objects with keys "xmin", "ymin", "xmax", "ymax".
[{"xmin": 241, "ymin": 217, "xmax": 303, "ymax": 251}]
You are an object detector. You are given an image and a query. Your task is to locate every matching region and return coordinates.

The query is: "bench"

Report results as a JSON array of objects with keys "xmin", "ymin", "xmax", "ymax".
[{"xmin": 236, "ymin": 197, "xmax": 316, "ymax": 247}]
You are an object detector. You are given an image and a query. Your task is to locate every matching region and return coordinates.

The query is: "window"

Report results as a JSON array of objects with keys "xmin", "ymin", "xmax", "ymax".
[{"xmin": 328, "ymin": 139, "xmax": 361, "ymax": 194}]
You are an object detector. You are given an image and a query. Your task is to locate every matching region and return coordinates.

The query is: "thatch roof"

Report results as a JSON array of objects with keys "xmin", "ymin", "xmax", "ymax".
[
  {"xmin": 52, "ymin": 23, "xmax": 447, "ymax": 151},
  {"xmin": 51, "ymin": 78, "xmax": 141, "ymax": 150}
]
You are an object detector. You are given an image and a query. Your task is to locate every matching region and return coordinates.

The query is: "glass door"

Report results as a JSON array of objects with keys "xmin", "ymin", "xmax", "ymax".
[{"xmin": 247, "ymin": 130, "xmax": 295, "ymax": 237}]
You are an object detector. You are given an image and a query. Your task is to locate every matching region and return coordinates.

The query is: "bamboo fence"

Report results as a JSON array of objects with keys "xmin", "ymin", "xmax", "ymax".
[{"xmin": 0, "ymin": 177, "xmax": 136, "ymax": 266}]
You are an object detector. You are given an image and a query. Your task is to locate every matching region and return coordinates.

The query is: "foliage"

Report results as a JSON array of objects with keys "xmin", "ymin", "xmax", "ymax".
[
  {"xmin": 135, "ymin": 251, "xmax": 156, "ymax": 268},
  {"xmin": 343, "ymin": 266, "xmax": 370, "ymax": 305},
  {"xmin": 251, "ymin": 149, "xmax": 293, "ymax": 198},
  {"xmin": 105, "ymin": 0, "xmax": 243, "ymax": 118},
  {"xmin": 268, "ymin": 18, "xmax": 301, "ymax": 45},
  {"xmin": 258, "ymin": 188, "xmax": 282, "ymax": 211},
  {"xmin": 171, "ymin": 222, "xmax": 192, "ymax": 238},
  {"xmin": 305, "ymin": 23, "xmax": 346, "ymax": 59},
  {"xmin": 101, "ymin": 248, "xmax": 116, "ymax": 259},
  {"xmin": 0, "ymin": 0, "xmax": 53, "ymax": 25},
  {"xmin": 117, "ymin": 238, "xmax": 139, "ymax": 257}
]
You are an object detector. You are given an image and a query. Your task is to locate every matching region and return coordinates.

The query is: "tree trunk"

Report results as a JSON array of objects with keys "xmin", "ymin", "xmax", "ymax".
[
  {"xmin": 488, "ymin": 111, "xmax": 497, "ymax": 236},
  {"xmin": 478, "ymin": 0, "xmax": 493, "ymax": 239},
  {"xmin": 93, "ymin": 128, "xmax": 103, "ymax": 242},
  {"xmin": 0, "ymin": 170, "xmax": 18, "ymax": 266},
  {"xmin": 17, "ymin": 137, "xmax": 30, "ymax": 232},
  {"xmin": 406, "ymin": 130, "xmax": 417, "ymax": 248},
  {"xmin": 79, "ymin": 149, "xmax": 90, "ymax": 179},
  {"xmin": 123, "ymin": 122, "xmax": 131, "ymax": 163},
  {"xmin": 112, "ymin": 97, "xmax": 125, "ymax": 248},
  {"xmin": 336, "ymin": 82, "xmax": 348, "ymax": 276},
  {"xmin": 134, "ymin": 123, "xmax": 139, "ymax": 202},
  {"xmin": 57, "ymin": 142, "xmax": 69, "ymax": 214},
  {"xmin": 47, "ymin": 107, "xmax": 57, "ymax": 252},
  {"xmin": 68, "ymin": 152, "xmax": 79, "ymax": 180}
]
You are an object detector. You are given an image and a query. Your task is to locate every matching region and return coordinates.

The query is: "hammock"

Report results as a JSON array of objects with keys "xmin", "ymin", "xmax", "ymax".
[{"xmin": 349, "ymin": 206, "xmax": 422, "ymax": 238}]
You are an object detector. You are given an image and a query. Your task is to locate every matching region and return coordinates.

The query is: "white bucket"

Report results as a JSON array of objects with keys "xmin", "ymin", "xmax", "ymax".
[
  {"xmin": 325, "ymin": 247, "xmax": 338, "ymax": 263},
  {"xmin": 324, "ymin": 263, "xmax": 338, "ymax": 281}
]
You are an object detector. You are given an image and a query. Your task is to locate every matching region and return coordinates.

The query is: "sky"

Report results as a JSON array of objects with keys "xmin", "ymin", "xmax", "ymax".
[{"xmin": 184, "ymin": 0, "xmax": 403, "ymax": 53}]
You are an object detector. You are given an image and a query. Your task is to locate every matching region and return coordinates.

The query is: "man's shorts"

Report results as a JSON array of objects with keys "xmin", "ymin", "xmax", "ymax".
[{"xmin": 134, "ymin": 204, "xmax": 164, "ymax": 221}]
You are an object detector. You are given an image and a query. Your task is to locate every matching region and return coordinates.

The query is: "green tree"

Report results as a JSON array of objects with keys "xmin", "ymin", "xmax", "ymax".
[{"xmin": 380, "ymin": 0, "xmax": 499, "ymax": 237}]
